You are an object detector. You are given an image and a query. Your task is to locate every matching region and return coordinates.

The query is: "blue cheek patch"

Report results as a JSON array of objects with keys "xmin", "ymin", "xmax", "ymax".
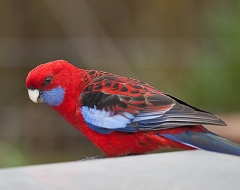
[{"xmin": 41, "ymin": 87, "xmax": 65, "ymax": 106}]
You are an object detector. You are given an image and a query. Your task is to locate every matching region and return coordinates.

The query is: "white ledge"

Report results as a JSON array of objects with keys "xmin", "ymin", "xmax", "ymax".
[{"xmin": 0, "ymin": 150, "xmax": 240, "ymax": 190}]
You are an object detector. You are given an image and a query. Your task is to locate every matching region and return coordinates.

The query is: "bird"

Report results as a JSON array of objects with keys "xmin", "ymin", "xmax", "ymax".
[{"xmin": 26, "ymin": 60, "xmax": 240, "ymax": 157}]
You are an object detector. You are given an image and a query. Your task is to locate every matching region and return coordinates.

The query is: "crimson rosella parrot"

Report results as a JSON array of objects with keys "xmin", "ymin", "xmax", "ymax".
[{"xmin": 26, "ymin": 60, "xmax": 240, "ymax": 157}]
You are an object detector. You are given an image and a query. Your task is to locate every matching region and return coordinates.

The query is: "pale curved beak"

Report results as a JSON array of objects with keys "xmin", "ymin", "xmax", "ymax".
[{"xmin": 28, "ymin": 89, "xmax": 40, "ymax": 103}]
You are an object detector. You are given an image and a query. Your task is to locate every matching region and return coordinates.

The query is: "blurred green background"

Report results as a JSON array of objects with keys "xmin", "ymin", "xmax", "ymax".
[{"xmin": 0, "ymin": 0, "xmax": 240, "ymax": 168}]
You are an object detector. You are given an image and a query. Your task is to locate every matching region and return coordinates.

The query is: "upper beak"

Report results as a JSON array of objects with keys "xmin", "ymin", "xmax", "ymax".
[{"xmin": 28, "ymin": 89, "xmax": 42, "ymax": 103}]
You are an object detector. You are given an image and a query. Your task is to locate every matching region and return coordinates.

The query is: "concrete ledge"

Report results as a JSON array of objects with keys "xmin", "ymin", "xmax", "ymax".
[{"xmin": 0, "ymin": 150, "xmax": 240, "ymax": 190}]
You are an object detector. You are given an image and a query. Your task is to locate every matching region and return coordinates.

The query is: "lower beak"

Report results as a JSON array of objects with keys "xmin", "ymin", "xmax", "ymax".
[{"xmin": 28, "ymin": 89, "xmax": 42, "ymax": 103}]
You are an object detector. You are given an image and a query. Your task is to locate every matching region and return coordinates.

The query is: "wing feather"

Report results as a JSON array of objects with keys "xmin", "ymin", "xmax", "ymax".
[{"xmin": 80, "ymin": 70, "xmax": 226, "ymax": 134}]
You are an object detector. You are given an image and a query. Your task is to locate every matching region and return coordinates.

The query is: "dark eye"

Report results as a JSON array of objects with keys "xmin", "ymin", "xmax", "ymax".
[{"xmin": 43, "ymin": 77, "xmax": 52, "ymax": 85}]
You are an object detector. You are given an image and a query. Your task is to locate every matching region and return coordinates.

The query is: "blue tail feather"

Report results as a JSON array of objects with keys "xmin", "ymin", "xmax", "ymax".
[{"xmin": 162, "ymin": 131, "xmax": 240, "ymax": 156}]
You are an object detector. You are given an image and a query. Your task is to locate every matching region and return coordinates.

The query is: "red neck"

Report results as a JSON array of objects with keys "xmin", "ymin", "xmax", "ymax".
[{"xmin": 51, "ymin": 68, "xmax": 92, "ymax": 129}]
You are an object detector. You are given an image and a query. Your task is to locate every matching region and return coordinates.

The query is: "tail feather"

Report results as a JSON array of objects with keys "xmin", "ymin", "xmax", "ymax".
[{"xmin": 162, "ymin": 131, "xmax": 240, "ymax": 156}]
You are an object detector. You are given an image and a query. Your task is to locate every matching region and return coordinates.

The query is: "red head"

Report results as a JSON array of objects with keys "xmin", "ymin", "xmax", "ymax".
[{"xmin": 26, "ymin": 60, "xmax": 88, "ymax": 111}]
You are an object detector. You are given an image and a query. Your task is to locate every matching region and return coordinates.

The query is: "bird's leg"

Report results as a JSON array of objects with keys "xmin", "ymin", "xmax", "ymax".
[
  {"xmin": 80, "ymin": 152, "xmax": 145, "ymax": 161},
  {"xmin": 80, "ymin": 155, "xmax": 106, "ymax": 161}
]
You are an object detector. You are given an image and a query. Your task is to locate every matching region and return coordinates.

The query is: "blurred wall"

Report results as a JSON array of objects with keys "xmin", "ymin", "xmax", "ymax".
[{"xmin": 0, "ymin": 0, "xmax": 240, "ymax": 168}]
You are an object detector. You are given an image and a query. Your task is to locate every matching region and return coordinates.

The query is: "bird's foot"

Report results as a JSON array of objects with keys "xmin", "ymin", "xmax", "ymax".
[{"xmin": 80, "ymin": 155, "xmax": 106, "ymax": 161}]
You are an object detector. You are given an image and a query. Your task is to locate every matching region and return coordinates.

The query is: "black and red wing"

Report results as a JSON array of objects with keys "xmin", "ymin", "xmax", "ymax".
[{"xmin": 79, "ymin": 70, "xmax": 226, "ymax": 134}]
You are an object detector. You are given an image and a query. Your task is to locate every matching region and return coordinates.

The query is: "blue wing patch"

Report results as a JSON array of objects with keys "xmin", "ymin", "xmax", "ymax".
[
  {"xmin": 86, "ymin": 122, "xmax": 113, "ymax": 134},
  {"xmin": 81, "ymin": 106, "xmax": 137, "ymax": 132},
  {"xmin": 82, "ymin": 104, "xmax": 137, "ymax": 134},
  {"xmin": 81, "ymin": 105, "xmax": 172, "ymax": 134}
]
